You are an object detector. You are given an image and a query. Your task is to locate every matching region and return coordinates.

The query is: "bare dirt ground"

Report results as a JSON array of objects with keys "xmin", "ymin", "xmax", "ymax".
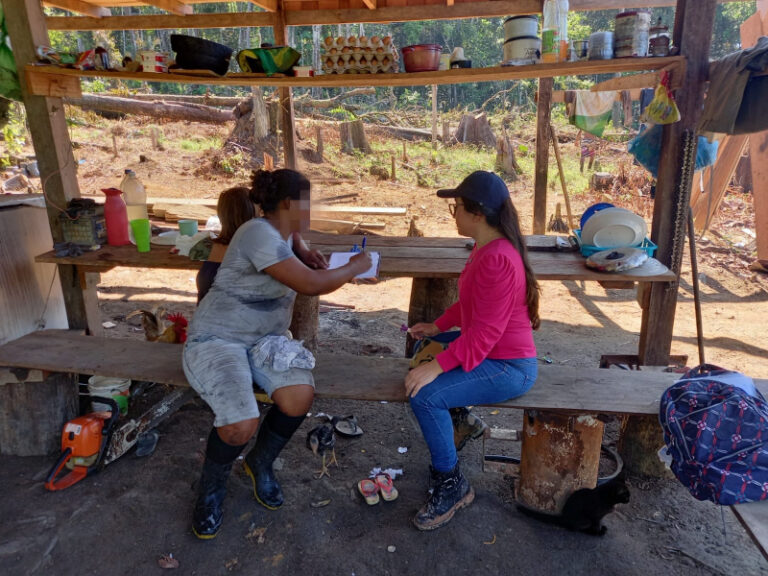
[{"xmin": 2, "ymin": 117, "xmax": 768, "ymax": 575}]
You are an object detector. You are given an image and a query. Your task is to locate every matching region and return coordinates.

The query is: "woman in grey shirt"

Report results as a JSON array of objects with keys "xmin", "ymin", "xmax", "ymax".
[{"xmin": 183, "ymin": 169, "xmax": 371, "ymax": 539}]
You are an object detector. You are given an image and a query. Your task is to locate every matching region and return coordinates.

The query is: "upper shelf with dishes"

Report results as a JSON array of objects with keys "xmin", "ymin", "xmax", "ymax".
[{"xmin": 25, "ymin": 56, "xmax": 683, "ymax": 96}]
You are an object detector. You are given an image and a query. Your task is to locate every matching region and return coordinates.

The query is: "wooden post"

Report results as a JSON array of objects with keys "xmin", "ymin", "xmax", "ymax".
[
  {"xmin": 442, "ymin": 120, "xmax": 450, "ymax": 144},
  {"xmin": 431, "ymin": 84, "xmax": 438, "ymax": 150},
  {"xmin": 274, "ymin": 5, "xmax": 296, "ymax": 171},
  {"xmin": 533, "ymin": 77, "xmax": 553, "ymax": 235},
  {"xmin": 406, "ymin": 279, "xmax": 457, "ymax": 357},
  {"xmin": 4, "ymin": 0, "xmax": 98, "ymax": 333},
  {"xmin": 275, "ymin": 1, "xmax": 313, "ymax": 350},
  {"xmin": 639, "ymin": 0, "xmax": 718, "ymax": 365},
  {"xmin": 740, "ymin": 12, "xmax": 768, "ymax": 262},
  {"xmin": 390, "ymin": 153, "xmax": 397, "ymax": 181}
]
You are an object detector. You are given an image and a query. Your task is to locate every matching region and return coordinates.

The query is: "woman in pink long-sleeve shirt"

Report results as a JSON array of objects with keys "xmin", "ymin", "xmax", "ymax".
[{"xmin": 405, "ymin": 171, "xmax": 540, "ymax": 531}]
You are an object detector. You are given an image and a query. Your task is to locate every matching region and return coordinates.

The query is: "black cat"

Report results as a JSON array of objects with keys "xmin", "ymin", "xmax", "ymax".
[{"xmin": 518, "ymin": 474, "xmax": 630, "ymax": 536}]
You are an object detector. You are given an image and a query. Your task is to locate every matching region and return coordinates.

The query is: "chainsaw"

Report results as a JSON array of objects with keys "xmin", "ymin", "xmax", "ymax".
[{"xmin": 45, "ymin": 388, "xmax": 195, "ymax": 491}]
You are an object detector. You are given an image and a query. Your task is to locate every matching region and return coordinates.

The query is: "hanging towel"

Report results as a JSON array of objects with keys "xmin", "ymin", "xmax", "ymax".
[
  {"xmin": 699, "ymin": 36, "xmax": 768, "ymax": 136},
  {"xmin": 569, "ymin": 91, "xmax": 616, "ymax": 137}
]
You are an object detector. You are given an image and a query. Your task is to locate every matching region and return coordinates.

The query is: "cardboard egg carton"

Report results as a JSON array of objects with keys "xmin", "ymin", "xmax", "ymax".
[{"xmin": 320, "ymin": 35, "xmax": 399, "ymax": 74}]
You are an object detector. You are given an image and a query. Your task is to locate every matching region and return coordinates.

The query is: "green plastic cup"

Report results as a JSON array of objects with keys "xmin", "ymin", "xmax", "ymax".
[{"xmin": 130, "ymin": 218, "xmax": 151, "ymax": 253}]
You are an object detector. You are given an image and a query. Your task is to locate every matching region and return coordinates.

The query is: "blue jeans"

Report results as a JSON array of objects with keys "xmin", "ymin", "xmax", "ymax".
[{"xmin": 409, "ymin": 338, "xmax": 537, "ymax": 472}]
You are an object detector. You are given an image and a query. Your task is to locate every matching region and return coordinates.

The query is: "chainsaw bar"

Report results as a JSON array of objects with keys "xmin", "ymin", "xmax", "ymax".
[{"xmin": 104, "ymin": 387, "xmax": 196, "ymax": 465}]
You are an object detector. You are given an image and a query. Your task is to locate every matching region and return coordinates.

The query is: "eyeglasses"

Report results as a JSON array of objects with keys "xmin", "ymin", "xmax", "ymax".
[{"xmin": 448, "ymin": 201, "xmax": 464, "ymax": 217}]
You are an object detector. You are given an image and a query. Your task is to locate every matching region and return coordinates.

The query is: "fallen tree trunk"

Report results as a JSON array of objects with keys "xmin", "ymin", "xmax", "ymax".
[
  {"xmin": 84, "ymin": 93, "xmax": 245, "ymax": 107},
  {"xmin": 294, "ymin": 87, "xmax": 374, "ymax": 111},
  {"xmin": 65, "ymin": 94, "xmax": 234, "ymax": 124}
]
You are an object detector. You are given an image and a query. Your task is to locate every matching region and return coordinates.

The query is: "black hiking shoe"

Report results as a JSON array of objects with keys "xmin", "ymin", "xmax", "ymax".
[
  {"xmin": 413, "ymin": 463, "xmax": 475, "ymax": 531},
  {"xmin": 243, "ymin": 421, "xmax": 290, "ymax": 510},
  {"xmin": 192, "ymin": 457, "xmax": 233, "ymax": 540},
  {"xmin": 451, "ymin": 407, "xmax": 488, "ymax": 452}
]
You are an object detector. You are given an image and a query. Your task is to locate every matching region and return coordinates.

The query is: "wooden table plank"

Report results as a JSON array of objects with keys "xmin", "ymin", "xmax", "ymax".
[
  {"xmin": 36, "ymin": 235, "xmax": 676, "ymax": 282},
  {"xmin": 733, "ymin": 502, "xmax": 768, "ymax": 562}
]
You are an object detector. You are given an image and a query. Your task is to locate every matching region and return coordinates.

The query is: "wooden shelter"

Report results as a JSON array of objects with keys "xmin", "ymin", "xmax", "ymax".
[{"xmin": 1, "ymin": 0, "xmax": 736, "ymax": 363}]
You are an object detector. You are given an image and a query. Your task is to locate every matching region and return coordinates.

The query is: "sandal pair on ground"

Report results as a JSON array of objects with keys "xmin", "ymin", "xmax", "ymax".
[{"xmin": 358, "ymin": 473, "xmax": 398, "ymax": 505}]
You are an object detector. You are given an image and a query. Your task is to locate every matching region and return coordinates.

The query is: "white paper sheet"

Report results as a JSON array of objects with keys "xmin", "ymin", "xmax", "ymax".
[{"xmin": 327, "ymin": 251, "xmax": 380, "ymax": 279}]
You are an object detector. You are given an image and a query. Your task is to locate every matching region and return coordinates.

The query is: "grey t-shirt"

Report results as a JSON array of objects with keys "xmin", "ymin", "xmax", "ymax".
[{"xmin": 188, "ymin": 218, "xmax": 296, "ymax": 345}]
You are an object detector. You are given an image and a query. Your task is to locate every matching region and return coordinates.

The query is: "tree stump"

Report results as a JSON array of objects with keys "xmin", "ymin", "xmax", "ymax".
[
  {"xmin": 495, "ymin": 135, "xmax": 520, "ymax": 180},
  {"xmin": 339, "ymin": 119, "xmax": 371, "ymax": 154},
  {"xmin": 618, "ymin": 415, "xmax": 669, "ymax": 477},
  {"xmin": 453, "ymin": 112, "xmax": 496, "ymax": 147},
  {"xmin": 0, "ymin": 369, "xmax": 78, "ymax": 456},
  {"xmin": 591, "ymin": 172, "xmax": 614, "ymax": 191},
  {"xmin": 289, "ymin": 295, "xmax": 318, "ymax": 354}
]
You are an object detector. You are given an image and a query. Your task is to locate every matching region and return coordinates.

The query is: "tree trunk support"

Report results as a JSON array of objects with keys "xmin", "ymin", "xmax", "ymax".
[
  {"xmin": 405, "ymin": 278, "xmax": 457, "ymax": 357},
  {"xmin": 533, "ymin": 77, "xmax": 553, "ymax": 235},
  {"xmin": 4, "ymin": 0, "xmax": 96, "ymax": 333},
  {"xmin": 639, "ymin": 0, "xmax": 718, "ymax": 365}
]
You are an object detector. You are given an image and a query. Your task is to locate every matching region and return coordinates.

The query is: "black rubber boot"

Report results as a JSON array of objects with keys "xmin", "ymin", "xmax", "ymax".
[
  {"xmin": 413, "ymin": 463, "xmax": 475, "ymax": 531},
  {"xmin": 192, "ymin": 457, "xmax": 233, "ymax": 540},
  {"xmin": 451, "ymin": 407, "xmax": 488, "ymax": 452},
  {"xmin": 243, "ymin": 420, "xmax": 291, "ymax": 510}
]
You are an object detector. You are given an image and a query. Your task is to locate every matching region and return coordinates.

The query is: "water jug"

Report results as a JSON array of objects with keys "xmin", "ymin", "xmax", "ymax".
[
  {"xmin": 101, "ymin": 188, "xmax": 130, "ymax": 246},
  {"xmin": 120, "ymin": 169, "xmax": 148, "ymax": 223}
]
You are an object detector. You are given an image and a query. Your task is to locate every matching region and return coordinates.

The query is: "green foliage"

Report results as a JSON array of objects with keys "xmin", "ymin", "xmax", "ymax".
[
  {"xmin": 0, "ymin": 104, "xmax": 26, "ymax": 167},
  {"xmin": 177, "ymin": 136, "xmax": 223, "ymax": 152}
]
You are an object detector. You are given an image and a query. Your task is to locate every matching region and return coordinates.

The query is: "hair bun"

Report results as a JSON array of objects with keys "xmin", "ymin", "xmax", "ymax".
[{"xmin": 251, "ymin": 169, "xmax": 278, "ymax": 205}]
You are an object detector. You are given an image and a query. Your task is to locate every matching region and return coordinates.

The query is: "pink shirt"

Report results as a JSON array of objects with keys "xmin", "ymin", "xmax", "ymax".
[{"xmin": 434, "ymin": 237, "xmax": 536, "ymax": 373}]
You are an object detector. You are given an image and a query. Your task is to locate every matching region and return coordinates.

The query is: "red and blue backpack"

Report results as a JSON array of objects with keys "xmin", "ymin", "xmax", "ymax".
[{"xmin": 659, "ymin": 364, "xmax": 768, "ymax": 505}]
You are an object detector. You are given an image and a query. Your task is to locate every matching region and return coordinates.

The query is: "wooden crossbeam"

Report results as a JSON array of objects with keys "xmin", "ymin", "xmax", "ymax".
[
  {"xmin": 362, "ymin": 0, "xmax": 377, "ymax": 9},
  {"xmin": 144, "ymin": 0, "xmax": 193, "ymax": 16},
  {"xmin": 43, "ymin": 0, "xmax": 110, "ymax": 18}
]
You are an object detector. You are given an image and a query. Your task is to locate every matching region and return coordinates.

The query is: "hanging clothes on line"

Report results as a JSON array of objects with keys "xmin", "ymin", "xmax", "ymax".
[
  {"xmin": 569, "ymin": 90, "xmax": 616, "ymax": 138},
  {"xmin": 699, "ymin": 36, "xmax": 768, "ymax": 136}
]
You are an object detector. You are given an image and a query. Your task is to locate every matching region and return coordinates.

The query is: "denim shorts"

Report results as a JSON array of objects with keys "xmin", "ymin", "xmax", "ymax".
[{"xmin": 183, "ymin": 335, "xmax": 314, "ymax": 427}]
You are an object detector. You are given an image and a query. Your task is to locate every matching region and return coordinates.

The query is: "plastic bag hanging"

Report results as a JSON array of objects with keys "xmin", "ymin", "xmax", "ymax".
[{"xmin": 643, "ymin": 70, "xmax": 680, "ymax": 125}]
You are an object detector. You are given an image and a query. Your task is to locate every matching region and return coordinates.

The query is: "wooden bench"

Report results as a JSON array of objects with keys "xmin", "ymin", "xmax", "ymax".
[{"xmin": 2, "ymin": 329, "xmax": 767, "ymax": 558}]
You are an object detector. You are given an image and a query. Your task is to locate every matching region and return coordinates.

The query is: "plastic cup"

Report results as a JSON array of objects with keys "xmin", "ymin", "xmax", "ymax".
[
  {"xmin": 130, "ymin": 218, "xmax": 151, "ymax": 252},
  {"xmin": 178, "ymin": 219, "xmax": 199, "ymax": 236}
]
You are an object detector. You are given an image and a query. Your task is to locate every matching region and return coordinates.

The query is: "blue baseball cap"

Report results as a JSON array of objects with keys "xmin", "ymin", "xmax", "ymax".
[{"xmin": 437, "ymin": 171, "xmax": 509, "ymax": 214}]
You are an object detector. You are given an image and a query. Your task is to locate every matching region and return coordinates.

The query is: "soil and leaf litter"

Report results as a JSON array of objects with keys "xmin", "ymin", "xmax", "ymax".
[{"xmin": 1, "ymin": 110, "xmax": 767, "ymax": 574}]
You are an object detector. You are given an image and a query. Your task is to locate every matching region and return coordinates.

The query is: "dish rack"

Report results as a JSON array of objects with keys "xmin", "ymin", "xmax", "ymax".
[{"xmin": 574, "ymin": 230, "xmax": 657, "ymax": 258}]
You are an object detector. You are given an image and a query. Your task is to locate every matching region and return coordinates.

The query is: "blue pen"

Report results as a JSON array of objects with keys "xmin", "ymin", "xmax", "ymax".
[
  {"xmin": 352, "ymin": 244, "xmax": 359, "ymax": 253},
  {"xmin": 361, "ymin": 236, "xmax": 367, "ymax": 252}
]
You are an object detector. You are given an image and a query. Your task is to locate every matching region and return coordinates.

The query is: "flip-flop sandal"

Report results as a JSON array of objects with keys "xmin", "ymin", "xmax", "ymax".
[
  {"xmin": 374, "ymin": 473, "xmax": 398, "ymax": 502},
  {"xmin": 357, "ymin": 478, "xmax": 380, "ymax": 505},
  {"xmin": 333, "ymin": 415, "xmax": 363, "ymax": 438}
]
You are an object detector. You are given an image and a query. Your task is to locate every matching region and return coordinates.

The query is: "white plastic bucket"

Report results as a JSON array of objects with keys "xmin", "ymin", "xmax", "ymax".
[
  {"xmin": 88, "ymin": 376, "xmax": 131, "ymax": 415},
  {"xmin": 503, "ymin": 36, "xmax": 542, "ymax": 63}
]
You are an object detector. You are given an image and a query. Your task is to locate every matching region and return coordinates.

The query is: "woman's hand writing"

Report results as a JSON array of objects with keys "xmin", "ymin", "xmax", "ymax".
[
  {"xmin": 347, "ymin": 251, "xmax": 374, "ymax": 281},
  {"xmin": 404, "ymin": 359, "xmax": 443, "ymax": 398},
  {"xmin": 408, "ymin": 322, "xmax": 439, "ymax": 340}
]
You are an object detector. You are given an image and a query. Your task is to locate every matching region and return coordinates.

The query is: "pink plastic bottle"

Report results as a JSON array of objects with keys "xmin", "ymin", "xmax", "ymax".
[{"xmin": 101, "ymin": 187, "xmax": 131, "ymax": 246}]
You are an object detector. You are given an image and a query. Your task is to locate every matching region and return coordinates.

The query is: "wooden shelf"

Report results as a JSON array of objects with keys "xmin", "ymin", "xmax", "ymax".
[{"xmin": 25, "ymin": 56, "xmax": 683, "ymax": 95}]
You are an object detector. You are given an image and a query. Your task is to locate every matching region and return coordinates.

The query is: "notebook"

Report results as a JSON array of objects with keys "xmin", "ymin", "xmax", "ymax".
[{"xmin": 327, "ymin": 251, "xmax": 380, "ymax": 279}]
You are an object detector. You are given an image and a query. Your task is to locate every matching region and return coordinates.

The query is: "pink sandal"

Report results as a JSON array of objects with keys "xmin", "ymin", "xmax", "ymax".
[
  {"xmin": 374, "ymin": 473, "xmax": 398, "ymax": 502},
  {"xmin": 358, "ymin": 478, "xmax": 380, "ymax": 505}
]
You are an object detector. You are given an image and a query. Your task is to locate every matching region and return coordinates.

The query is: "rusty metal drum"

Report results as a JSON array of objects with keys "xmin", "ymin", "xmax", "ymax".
[{"xmin": 516, "ymin": 409, "xmax": 605, "ymax": 514}]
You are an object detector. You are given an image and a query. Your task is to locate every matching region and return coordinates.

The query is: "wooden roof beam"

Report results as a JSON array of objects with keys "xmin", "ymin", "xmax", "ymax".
[
  {"xmin": 362, "ymin": 0, "xmax": 377, "ymax": 9},
  {"xmin": 44, "ymin": 0, "xmax": 110, "ymax": 18},
  {"xmin": 144, "ymin": 0, "xmax": 192, "ymax": 16},
  {"xmin": 246, "ymin": 0, "xmax": 278, "ymax": 11},
  {"xmin": 46, "ymin": 11, "xmax": 274, "ymax": 31}
]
